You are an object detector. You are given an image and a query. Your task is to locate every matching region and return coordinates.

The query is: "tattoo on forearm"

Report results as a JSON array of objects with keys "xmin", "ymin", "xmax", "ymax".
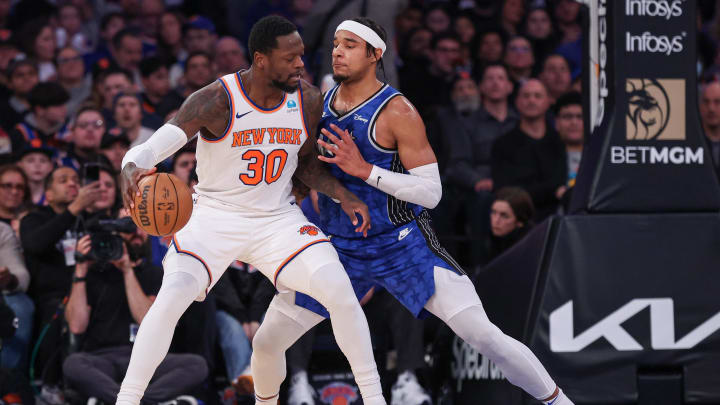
[{"xmin": 295, "ymin": 82, "xmax": 355, "ymax": 201}]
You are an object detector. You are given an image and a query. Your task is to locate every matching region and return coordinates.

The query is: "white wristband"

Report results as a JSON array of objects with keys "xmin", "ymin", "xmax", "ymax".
[
  {"xmin": 365, "ymin": 162, "xmax": 442, "ymax": 209},
  {"xmin": 121, "ymin": 124, "xmax": 187, "ymax": 170}
]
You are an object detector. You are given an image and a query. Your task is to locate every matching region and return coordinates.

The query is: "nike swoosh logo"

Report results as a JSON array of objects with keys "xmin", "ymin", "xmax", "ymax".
[{"xmin": 236, "ymin": 111, "xmax": 252, "ymax": 119}]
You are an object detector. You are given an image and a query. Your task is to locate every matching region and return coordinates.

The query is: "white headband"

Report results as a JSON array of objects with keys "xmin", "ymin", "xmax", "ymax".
[{"xmin": 335, "ymin": 20, "xmax": 386, "ymax": 57}]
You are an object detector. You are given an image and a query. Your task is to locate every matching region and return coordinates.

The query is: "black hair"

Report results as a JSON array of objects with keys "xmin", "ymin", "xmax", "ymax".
[
  {"xmin": 28, "ymin": 82, "xmax": 70, "ymax": 108},
  {"xmin": 102, "ymin": 66, "xmax": 134, "ymax": 84},
  {"xmin": 139, "ymin": 56, "xmax": 167, "ymax": 78},
  {"xmin": 19, "ymin": 18, "xmax": 51, "ymax": 58},
  {"xmin": 350, "ymin": 17, "xmax": 388, "ymax": 79},
  {"xmin": 44, "ymin": 166, "xmax": 77, "ymax": 191},
  {"xmin": 554, "ymin": 91, "xmax": 582, "ymax": 115},
  {"xmin": 495, "ymin": 187, "xmax": 535, "ymax": 227},
  {"xmin": 247, "ymin": 15, "xmax": 297, "ymax": 59},
  {"xmin": 112, "ymin": 27, "xmax": 141, "ymax": 51},
  {"xmin": 184, "ymin": 50, "xmax": 212, "ymax": 71},
  {"xmin": 541, "ymin": 53, "xmax": 570, "ymax": 71},
  {"xmin": 478, "ymin": 61, "xmax": 510, "ymax": 81},
  {"xmin": 431, "ymin": 31, "xmax": 461, "ymax": 50},
  {"xmin": 100, "ymin": 12, "xmax": 125, "ymax": 32}
]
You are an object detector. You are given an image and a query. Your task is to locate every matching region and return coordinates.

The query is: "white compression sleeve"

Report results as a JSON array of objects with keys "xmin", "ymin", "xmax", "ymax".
[
  {"xmin": 364, "ymin": 162, "xmax": 442, "ymax": 209},
  {"xmin": 121, "ymin": 123, "xmax": 187, "ymax": 170}
]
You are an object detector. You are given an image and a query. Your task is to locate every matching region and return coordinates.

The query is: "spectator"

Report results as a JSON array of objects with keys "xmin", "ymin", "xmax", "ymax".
[
  {"xmin": 19, "ymin": 19, "xmax": 56, "ymax": 82},
  {"xmin": 0, "ymin": 29, "xmax": 21, "ymax": 83},
  {"xmin": 525, "ymin": 7, "xmax": 557, "ymax": 65},
  {"xmin": 395, "ymin": 4, "xmax": 423, "ymax": 39},
  {"xmin": 58, "ymin": 107, "xmax": 106, "ymax": 171},
  {"xmin": 454, "ymin": 12, "xmax": 476, "ymax": 46},
  {"xmin": 86, "ymin": 12, "xmax": 126, "ymax": 69},
  {"xmin": 55, "ymin": 4, "xmax": 91, "ymax": 53},
  {"xmin": 471, "ymin": 29, "xmax": 505, "ymax": 80},
  {"xmin": 62, "ymin": 209, "xmax": 208, "ymax": 404},
  {"xmin": 504, "ymin": 35, "xmax": 534, "ymax": 84},
  {"xmin": 178, "ymin": 51, "xmax": 214, "ymax": 98},
  {"xmin": 401, "ymin": 33, "xmax": 461, "ymax": 120},
  {"xmin": 399, "ymin": 27, "xmax": 432, "ymax": 67},
  {"xmin": 435, "ymin": 66, "xmax": 519, "ymax": 264},
  {"xmin": 425, "ymin": 4, "xmax": 452, "ymax": 34},
  {"xmin": 109, "ymin": 28, "xmax": 143, "ymax": 87},
  {"xmin": 99, "ymin": 67, "xmax": 134, "ymax": 120},
  {"xmin": 139, "ymin": 56, "xmax": 170, "ymax": 116},
  {"xmin": 554, "ymin": 92, "xmax": 583, "ymax": 188},
  {"xmin": 488, "ymin": 187, "xmax": 534, "ymax": 260},
  {"xmin": 56, "ymin": 46, "xmax": 92, "ymax": 117},
  {"xmin": 138, "ymin": 0, "xmax": 165, "ymax": 46},
  {"xmin": 16, "ymin": 146, "xmax": 54, "ymax": 206},
  {"xmin": 700, "ymin": 81, "xmax": 720, "ymax": 174},
  {"xmin": 113, "ymin": 92, "xmax": 154, "ymax": 148},
  {"xmin": 99, "ymin": 129, "xmax": 130, "ymax": 173},
  {"xmin": 171, "ymin": 148, "xmax": 196, "ymax": 184},
  {"xmin": 0, "ymin": 220, "xmax": 34, "ymax": 372},
  {"xmin": 539, "ymin": 54, "xmax": 571, "ymax": 105},
  {"xmin": 0, "ymin": 164, "xmax": 30, "ymax": 227},
  {"xmin": 501, "ymin": 0, "xmax": 525, "ymax": 37},
  {"xmin": 214, "ymin": 36, "xmax": 249, "ymax": 77},
  {"xmin": 9, "ymin": 82, "xmax": 70, "ymax": 154},
  {"xmin": 157, "ymin": 10, "xmax": 187, "ymax": 88},
  {"xmin": 491, "ymin": 79, "xmax": 566, "ymax": 219},
  {"xmin": 0, "ymin": 0, "xmax": 9, "ymax": 29},
  {"xmin": 184, "ymin": 15, "xmax": 217, "ymax": 54},
  {"xmin": 554, "ymin": 0, "xmax": 582, "ymax": 44},
  {"xmin": 0, "ymin": 59, "xmax": 38, "ymax": 136},
  {"xmin": 553, "ymin": 0, "xmax": 583, "ymax": 79}
]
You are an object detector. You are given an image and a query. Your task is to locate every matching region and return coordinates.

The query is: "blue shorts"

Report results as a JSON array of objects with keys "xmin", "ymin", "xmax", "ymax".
[{"xmin": 295, "ymin": 211, "xmax": 465, "ymax": 318}]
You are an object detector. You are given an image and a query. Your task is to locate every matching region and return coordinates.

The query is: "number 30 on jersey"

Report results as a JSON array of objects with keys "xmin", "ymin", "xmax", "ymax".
[{"xmin": 239, "ymin": 149, "xmax": 288, "ymax": 185}]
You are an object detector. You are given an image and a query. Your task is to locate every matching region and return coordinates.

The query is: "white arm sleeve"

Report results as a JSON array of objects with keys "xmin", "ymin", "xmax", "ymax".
[
  {"xmin": 364, "ymin": 162, "xmax": 442, "ymax": 209},
  {"xmin": 121, "ymin": 123, "xmax": 188, "ymax": 170}
]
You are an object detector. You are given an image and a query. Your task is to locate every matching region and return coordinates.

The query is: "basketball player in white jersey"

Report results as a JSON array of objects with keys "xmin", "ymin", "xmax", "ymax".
[
  {"xmin": 116, "ymin": 16, "xmax": 386, "ymax": 405},
  {"xmin": 249, "ymin": 18, "xmax": 575, "ymax": 405}
]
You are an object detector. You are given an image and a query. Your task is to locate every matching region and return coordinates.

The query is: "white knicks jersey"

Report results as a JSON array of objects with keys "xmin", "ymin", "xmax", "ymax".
[{"xmin": 194, "ymin": 72, "xmax": 308, "ymax": 212}]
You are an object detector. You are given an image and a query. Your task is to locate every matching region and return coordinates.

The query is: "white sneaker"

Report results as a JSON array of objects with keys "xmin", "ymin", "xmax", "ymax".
[
  {"xmin": 391, "ymin": 371, "xmax": 432, "ymax": 405},
  {"xmin": 288, "ymin": 371, "xmax": 316, "ymax": 405}
]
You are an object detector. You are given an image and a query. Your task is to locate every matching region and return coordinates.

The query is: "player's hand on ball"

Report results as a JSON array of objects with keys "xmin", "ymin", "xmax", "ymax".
[
  {"xmin": 318, "ymin": 123, "xmax": 373, "ymax": 180},
  {"xmin": 121, "ymin": 163, "xmax": 157, "ymax": 211},
  {"xmin": 339, "ymin": 192, "xmax": 372, "ymax": 237}
]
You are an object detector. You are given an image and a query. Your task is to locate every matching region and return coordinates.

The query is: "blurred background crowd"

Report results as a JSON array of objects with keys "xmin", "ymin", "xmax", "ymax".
[{"xmin": 1, "ymin": 0, "xmax": 720, "ymax": 405}]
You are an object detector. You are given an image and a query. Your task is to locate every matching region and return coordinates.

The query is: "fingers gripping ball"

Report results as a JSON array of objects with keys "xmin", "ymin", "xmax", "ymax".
[{"xmin": 131, "ymin": 173, "xmax": 192, "ymax": 236}]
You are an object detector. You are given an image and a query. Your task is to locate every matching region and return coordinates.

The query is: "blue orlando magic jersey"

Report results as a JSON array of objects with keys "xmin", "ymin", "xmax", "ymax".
[{"xmin": 317, "ymin": 83, "xmax": 424, "ymax": 238}]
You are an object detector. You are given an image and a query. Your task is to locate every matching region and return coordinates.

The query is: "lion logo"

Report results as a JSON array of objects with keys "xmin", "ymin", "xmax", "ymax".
[{"xmin": 626, "ymin": 78, "xmax": 685, "ymax": 140}]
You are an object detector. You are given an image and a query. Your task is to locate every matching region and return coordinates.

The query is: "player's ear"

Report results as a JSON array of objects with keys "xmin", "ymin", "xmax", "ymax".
[{"xmin": 373, "ymin": 48, "xmax": 382, "ymax": 62}]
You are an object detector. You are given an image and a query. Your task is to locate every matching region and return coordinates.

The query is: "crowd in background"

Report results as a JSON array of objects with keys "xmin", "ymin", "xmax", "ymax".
[{"xmin": 1, "ymin": 0, "xmax": 720, "ymax": 405}]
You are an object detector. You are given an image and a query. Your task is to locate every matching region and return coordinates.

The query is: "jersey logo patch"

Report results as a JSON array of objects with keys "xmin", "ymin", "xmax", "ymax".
[
  {"xmin": 398, "ymin": 227, "xmax": 412, "ymax": 241},
  {"xmin": 353, "ymin": 113, "xmax": 368, "ymax": 123},
  {"xmin": 287, "ymin": 99, "xmax": 299, "ymax": 113},
  {"xmin": 299, "ymin": 225, "xmax": 320, "ymax": 236}
]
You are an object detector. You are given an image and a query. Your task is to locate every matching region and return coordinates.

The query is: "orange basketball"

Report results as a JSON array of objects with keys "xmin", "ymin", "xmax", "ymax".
[{"xmin": 131, "ymin": 173, "xmax": 192, "ymax": 236}]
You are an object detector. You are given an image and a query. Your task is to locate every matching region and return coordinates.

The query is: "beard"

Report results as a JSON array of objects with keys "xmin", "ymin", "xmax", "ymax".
[
  {"xmin": 271, "ymin": 79, "xmax": 298, "ymax": 93},
  {"xmin": 332, "ymin": 73, "xmax": 349, "ymax": 83},
  {"xmin": 453, "ymin": 96, "xmax": 480, "ymax": 114}
]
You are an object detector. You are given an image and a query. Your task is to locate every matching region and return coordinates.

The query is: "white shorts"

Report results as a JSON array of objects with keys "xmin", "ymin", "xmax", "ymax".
[{"xmin": 163, "ymin": 194, "xmax": 337, "ymax": 300}]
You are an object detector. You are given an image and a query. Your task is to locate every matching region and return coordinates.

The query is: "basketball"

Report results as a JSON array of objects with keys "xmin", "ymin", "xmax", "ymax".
[{"xmin": 131, "ymin": 173, "xmax": 193, "ymax": 236}]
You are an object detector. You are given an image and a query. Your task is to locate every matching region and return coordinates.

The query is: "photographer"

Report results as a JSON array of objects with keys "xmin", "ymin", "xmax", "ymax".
[
  {"xmin": 62, "ymin": 209, "xmax": 207, "ymax": 404},
  {"xmin": 20, "ymin": 166, "xmax": 101, "ymax": 385}
]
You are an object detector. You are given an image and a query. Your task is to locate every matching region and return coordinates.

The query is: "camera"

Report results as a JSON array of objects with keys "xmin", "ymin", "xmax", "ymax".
[{"xmin": 76, "ymin": 217, "xmax": 137, "ymax": 263}]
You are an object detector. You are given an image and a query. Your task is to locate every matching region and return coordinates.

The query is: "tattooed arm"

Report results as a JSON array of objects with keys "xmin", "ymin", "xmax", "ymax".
[
  {"xmin": 168, "ymin": 80, "xmax": 230, "ymax": 139},
  {"xmin": 295, "ymin": 80, "xmax": 372, "ymax": 235},
  {"xmin": 121, "ymin": 81, "xmax": 229, "ymax": 209}
]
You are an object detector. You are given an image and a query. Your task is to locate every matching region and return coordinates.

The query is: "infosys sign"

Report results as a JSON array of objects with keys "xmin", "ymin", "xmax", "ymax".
[{"xmin": 610, "ymin": 0, "xmax": 701, "ymax": 166}]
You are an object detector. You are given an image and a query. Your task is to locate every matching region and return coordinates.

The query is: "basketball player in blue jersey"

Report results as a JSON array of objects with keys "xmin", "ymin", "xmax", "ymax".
[
  {"xmin": 116, "ymin": 16, "xmax": 388, "ymax": 405},
  {"xmin": 250, "ymin": 18, "xmax": 575, "ymax": 405}
]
